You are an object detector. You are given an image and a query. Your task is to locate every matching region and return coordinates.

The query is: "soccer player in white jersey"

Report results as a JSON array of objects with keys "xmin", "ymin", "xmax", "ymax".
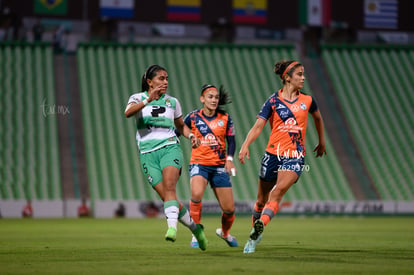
[{"xmin": 125, "ymin": 64, "xmax": 208, "ymax": 250}]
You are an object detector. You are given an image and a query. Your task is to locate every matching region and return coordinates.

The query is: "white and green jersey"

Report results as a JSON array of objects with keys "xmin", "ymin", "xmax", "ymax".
[{"xmin": 128, "ymin": 92, "xmax": 182, "ymax": 154}]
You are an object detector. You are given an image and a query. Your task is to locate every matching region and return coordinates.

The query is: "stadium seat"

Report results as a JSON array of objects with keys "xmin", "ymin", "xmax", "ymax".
[
  {"xmin": 321, "ymin": 45, "xmax": 414, "ymax": 201},
  {"xmin": 77, "ymin": 43, "xmax": 353, "ymax": 202}
]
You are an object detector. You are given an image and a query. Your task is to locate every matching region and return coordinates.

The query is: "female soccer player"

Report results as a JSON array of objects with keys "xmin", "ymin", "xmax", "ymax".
[
  {"xmin": 184, "ymin": 84, "xmax": 238, "ymax": 248},
  {"xmin": 238, "ymin": 60, "xmax": 326, "ymax": 253},
  {"xmin": 125, "ymin": 64, "xmax": 208, "ymax": 250}
]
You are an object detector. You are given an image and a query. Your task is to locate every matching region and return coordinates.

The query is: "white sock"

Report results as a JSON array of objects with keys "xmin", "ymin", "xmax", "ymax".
[
  {"xmin": 179, "ymin": 206, "xmax": 196, "ymax": 231},
  {"xmin": 164, "ymin": 201, "xmax": 179, "ymax": 229}
]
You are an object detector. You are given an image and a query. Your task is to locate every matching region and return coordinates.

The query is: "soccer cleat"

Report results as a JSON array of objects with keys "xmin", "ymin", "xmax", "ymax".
[
  {"xmin": 190, "ymin": 235, "xmax": 199, "ymax": 248},
  {"xmin": 192, "ymin": 224, "xmax": 208, "ymax": 251},
  {"xmin": 250, "ymin": 219, "xmax": 264, "ymax": 241},
  {"xmin": 243, "ymin": 238, "xmax": 258, "ymax": 253},
  {"xmin": 165, "ymin": 227, "xmax": 177, "ymax": 242},
  {"xmin": 243, "ymin": 233, "xmax": 262, "ymax": 253},
  {"xmin": 215, "ymin": 228, "xmax": 239, "ymax": 247}
]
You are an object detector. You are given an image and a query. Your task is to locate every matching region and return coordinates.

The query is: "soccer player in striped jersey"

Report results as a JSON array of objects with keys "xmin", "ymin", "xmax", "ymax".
[
  {"xmin": 125, "ymin": 65, "xmax": 208, "ymax": 250},
  {"xmin": 184, "ymin": 84, "xmax": 238, "ymax": 248},
  {"xmin": 239, "ymin": 60, "xmax": 327, "ymax": 253}
]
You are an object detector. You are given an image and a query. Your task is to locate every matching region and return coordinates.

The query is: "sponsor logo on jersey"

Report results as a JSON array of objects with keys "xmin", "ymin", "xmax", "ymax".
[
  {"xmin": 276, "ymin": 104, "xmax": 286, "ymax": 109},
  {"xmin": 291, "ymin": 104, "xmax": 299, "ymax": 112},
  {"xmin": 202, "ymin": 133, "xmax": 219, "ymax": 146}
]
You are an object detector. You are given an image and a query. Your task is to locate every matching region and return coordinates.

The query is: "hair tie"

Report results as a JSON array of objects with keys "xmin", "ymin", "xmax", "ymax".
[{"xmin": 282, "ymin": 61, "xmax": 299, "ymax": 78}]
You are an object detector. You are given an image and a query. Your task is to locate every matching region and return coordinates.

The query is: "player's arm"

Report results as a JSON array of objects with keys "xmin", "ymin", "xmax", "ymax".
[
  {"xmin": 125, "ymin": 85, "xmax": 164, "ymax": 118},
  {"xmin": 174, "ymin": 117, "xmax": 200, "ymax": 148},
  {"xmin": 311, "ymin": 110, "xmax": 326, "ymax": 157},
  {"xmin": 238, "ymin": 118, "xmax": 266, "ymax": 164},
  {"xmin": 124, "ymin": 102, "xmax": 145, "ymax": 118},
  {"xmin": 225, "ymin": 135, "xmax": 236, "ymax": 175}
]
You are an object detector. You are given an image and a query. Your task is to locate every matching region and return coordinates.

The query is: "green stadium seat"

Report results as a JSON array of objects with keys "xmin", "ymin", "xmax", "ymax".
[
  {"xmin": 321, "ymin": 45, "xmax": 414, "ymax": 201},
  {"xmin": 77, "ymin": 43, "xmax": 353, "ymax": 202}
]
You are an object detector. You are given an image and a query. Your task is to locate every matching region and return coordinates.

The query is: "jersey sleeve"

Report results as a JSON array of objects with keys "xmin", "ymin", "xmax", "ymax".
[
  {"xmin": 257, "ymin": 96, "xmax": 273, "ymax": 121},
  {"xmin": 174, "ymin": 98, "xmax": 183, "ymax": 119},
  {"xmin": 183, "ymin": 112, "xmax": 192, "ymax": 128},
  {"xmin": 226, "ymin": 114, "xmax": 235, "ymax": 136},
  {"xmin": 309, "ymin": 96, "xmax": 319, "ymax": 113},
  {"xmin": 127, "ymin": 94, "xmax": 141, "ymax": 105}
]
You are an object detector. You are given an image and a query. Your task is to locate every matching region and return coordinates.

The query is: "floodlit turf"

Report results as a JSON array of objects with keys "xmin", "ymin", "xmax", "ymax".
[{"xmin": 0, "ymin": 216, "xmax": 413, "ymax": 274}]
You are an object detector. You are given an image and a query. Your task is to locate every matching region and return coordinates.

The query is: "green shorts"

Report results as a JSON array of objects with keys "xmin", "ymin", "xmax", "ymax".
[{"xmin": 139, "ymin": 143, "xmax": 183, "ymax": 188}]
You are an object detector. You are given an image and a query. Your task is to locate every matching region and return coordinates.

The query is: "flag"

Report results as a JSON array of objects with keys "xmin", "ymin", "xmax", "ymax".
[
  {"xmin": 299, "ymin": 0, "xmax": 331, "ymax": 27},
  {"xmin": 34, "ymin": 0, "xmax": 67, "ymax": 15},
  {"xmin": 167, "ymin": 0, "xmax": 201, "ymax": 22},
  {"xmin": 364, "ymin": 0, "xmax": 398, "ymax": 29},
  {"xmin": 233, "ymin": 0, "xmax": 267, "ymax": 25},
  {"xmin": 100, "ymin": 0, "xmax": 134, "ymax": 19}
]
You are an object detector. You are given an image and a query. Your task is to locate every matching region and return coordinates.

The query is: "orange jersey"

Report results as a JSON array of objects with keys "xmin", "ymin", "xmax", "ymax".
[
  {"xmin": 258, "ymin": 89, "xmax": 318, "ymax": 158},
  {"xmin": 184, "ymin": 110, "xmax": 235, "ymax": 166}
]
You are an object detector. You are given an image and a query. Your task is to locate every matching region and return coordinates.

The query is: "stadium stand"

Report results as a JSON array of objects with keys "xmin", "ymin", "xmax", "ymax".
[
  {"xmin": 0, "ymin": 43, "xmax": 61, "ymax": 200},
  {"xmin": 321, "ymin": 44, "xmax": 414, "ymax": 201},
  {"xmin": 77, "ymin": 43, "xmax": 354, "ymax": 202}
]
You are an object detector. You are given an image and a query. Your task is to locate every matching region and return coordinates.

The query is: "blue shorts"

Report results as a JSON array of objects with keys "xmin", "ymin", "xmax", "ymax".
[
  {"xmin": 259, "ymin": 151, "xmax": 305, "ymax": 182},
  {"xmin": 189, "ymin": 164, "xmax": 232, "ymax": 188}
]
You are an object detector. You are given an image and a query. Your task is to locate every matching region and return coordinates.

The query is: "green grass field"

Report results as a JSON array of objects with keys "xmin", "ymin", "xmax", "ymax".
[{"xmin": 0, "ymin": 216, "xmax": 413, "ymax": 274}]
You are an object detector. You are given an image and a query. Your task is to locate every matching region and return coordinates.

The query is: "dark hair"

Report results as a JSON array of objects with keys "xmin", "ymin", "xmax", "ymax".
[
  {"xmin": 141, "ymin": 64, "xmax": 167, "ymax": 92},
  {"xmin": 201, "ymin": 84, "xmax": 232, "ymax": 114},
  {"xmin": 274, "ymin": 60, "xmax": 302, "ymax": 84}
]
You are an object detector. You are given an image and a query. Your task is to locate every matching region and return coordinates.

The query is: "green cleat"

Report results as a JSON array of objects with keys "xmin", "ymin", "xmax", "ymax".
[
  {"xmin": 165, "ymin": 227, "xmax": 177, "ymax": 242},
  {"xmin": 192, "ymin": 224, "xmax": 208, "ymax": 251}
]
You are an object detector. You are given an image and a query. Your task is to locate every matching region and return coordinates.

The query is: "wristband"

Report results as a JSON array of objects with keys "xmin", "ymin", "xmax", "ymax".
[
  {"xmin": 142, "ymin": 99, "xmax": 149, "ymax": 106},
  {"xmin": 188, "ymin": 133, "xmax": 195, "ymax": 139},
  {"xmin": 226, "ymin": 156, "xmax": 233, "ymax": 161}
]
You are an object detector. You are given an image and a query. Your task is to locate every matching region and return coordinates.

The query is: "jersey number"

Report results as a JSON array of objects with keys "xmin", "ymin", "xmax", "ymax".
[{"xmin": 151, "ymin": 106, "xmax": 166, "ymax": 117}]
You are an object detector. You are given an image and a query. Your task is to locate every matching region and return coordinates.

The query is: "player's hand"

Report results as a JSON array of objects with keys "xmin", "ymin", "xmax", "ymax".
[
  {"xmin": 313, "ymin": 143, "xmax": 326, "ymax": 157},
  {"xmin": 190, "ymin": 135, "xmax": 201, "ymax": 148},
  {"xmin": 225, "ymin": 160, "xmax": 236, "ymax": 176},
  {"xmin": 148, "ymin": 84, "xmax": 166, "ymax": 101},
  {"xmin": 238, "ymin": 147, "xmax": 249, "ymax": 164}
]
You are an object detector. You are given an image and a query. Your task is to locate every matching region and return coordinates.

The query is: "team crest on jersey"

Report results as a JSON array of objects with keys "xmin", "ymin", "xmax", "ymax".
[
  {"xmin": 300, "ymin": 103, "xmax": 307, "ymax": 110},
  {"xmin": 165, "ymin": 99, "xmax": 172, "ymax": 108},
  {"xmin": 218, "ymin": 120, "xmax": 224, "ymax": 127}
]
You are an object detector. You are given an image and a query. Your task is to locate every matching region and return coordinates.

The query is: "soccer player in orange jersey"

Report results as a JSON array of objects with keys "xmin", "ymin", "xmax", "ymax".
[
  {"xmin": 239, "ymin": 60, "xmax": 327, "ymax": 253},
  {"xmin": 184, "ymin": 84, "xmax": 238, "ymax": 248}
]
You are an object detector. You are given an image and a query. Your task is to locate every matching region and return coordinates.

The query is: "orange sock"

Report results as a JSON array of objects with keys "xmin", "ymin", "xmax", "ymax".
[
  {"xmin": 190, "ymin": 200, "xmax": 202, "ymax": 224},
  {"xmin": 221, "ymin": 212, "xmax": 235, "ymax": 237},
  {"xmin": 260, "ymin": 201, "xmax": 279, "ymax": 226}
]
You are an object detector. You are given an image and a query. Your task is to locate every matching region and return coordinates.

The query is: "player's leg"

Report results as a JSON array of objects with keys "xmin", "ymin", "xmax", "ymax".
[
  {"xmin": 260, "ymin": 170, "xmax": 298, "ymax": 226},
  {"xmin": 258, "ymin": 157, "xmax": 304, "ymax": 228},
  {"xmin": 214, "ymin": 186, "xmax": 238, "ymax": 247},
  {"xmin": 188, "ymin": 165, "xmax": 209, "ymax": 249},
  {"xmin": 158, "ymin": 144, "xmax": 184, "ymax": 242},
  {"xmin": 189, "ymin": 174, "xmax": 208, "ymax": 224},
  {"xmin": 252, "ymin": 179, "xmax": 275, "ymax": 226}
]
